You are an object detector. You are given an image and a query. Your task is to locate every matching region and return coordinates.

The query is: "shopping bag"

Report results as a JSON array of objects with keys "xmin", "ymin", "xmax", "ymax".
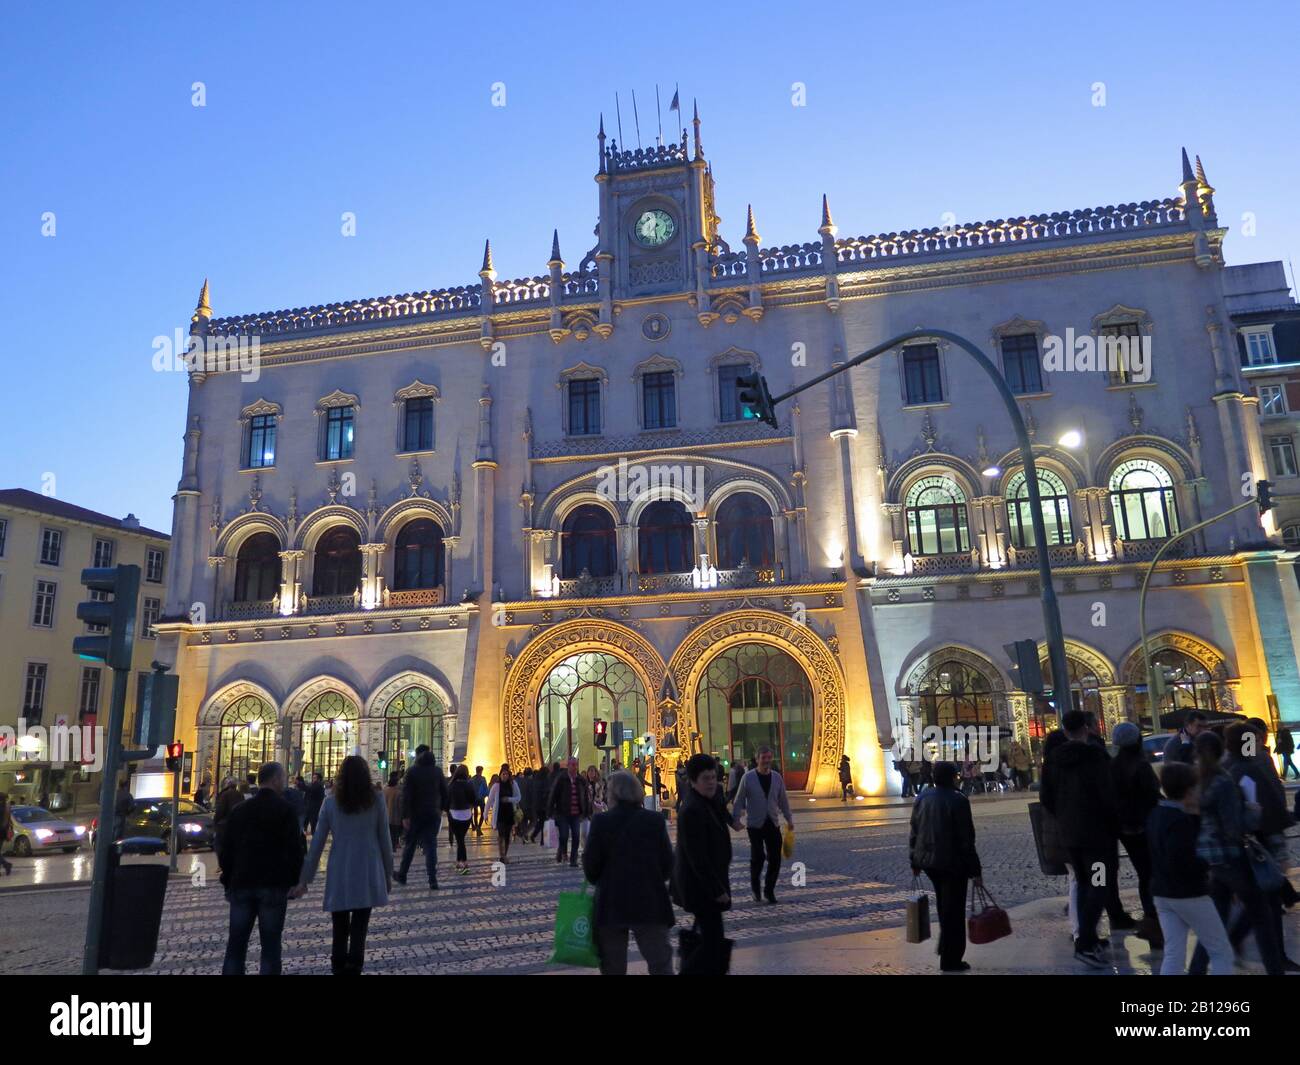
[
  {"xmin": 548, "ymin": 881, "xmax": 599, "ymax": 967},
  {"xmin": 967, "ymin": 882, "xmax": 1012, "ymax": 945},
  {"xmin": 781, "ymin": 825, "xmax": 796, "ymax": 859},
  {"xmin": 905, "ymin": 876, "xmax": 931, "ymax": 943},
  {"xmin": 678, "ymin": 926, "xmax": 734, "ymax": 975},
  {"xmin": 543, "ymin": 819, "xmax": 558, "ymax": 849},
  {"xmin": 1028, "ymin": 802, "xmax": 1068, "ymax": 875},
  {"xmin": 1244, "ymin": 837, "xmax": 1285, "ymax": 894}
]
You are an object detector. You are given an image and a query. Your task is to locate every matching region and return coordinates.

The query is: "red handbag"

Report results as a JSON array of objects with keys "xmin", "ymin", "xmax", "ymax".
[{"xmin": 967, "ymin": 882, "xmax": 1012, "ymax": 945}]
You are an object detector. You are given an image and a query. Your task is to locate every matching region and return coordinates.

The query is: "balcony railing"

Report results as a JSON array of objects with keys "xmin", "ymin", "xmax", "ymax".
[
  {"xmin": 223, "ymin": 599, "xmax": 278, "ymax": 621},
  {"xmin": 1005, "ymin": 541, "xmax": 1088, "ymax": 569},
  {"xmin": 303, "ymin": 592, "xmax": 362, "ymax": 615},
  {"xmin": 1113, "ymin": 537, "xmax": 1186, "ymax": 562},
  {"xmin": 383, "ymin": 587, "xmax": 445, "ymax": 608}
]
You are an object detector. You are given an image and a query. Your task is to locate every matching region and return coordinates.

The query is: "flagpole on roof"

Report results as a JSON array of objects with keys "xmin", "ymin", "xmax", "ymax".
[
  {"xmin": 632, "ymin": 88, "xmax": 642, "ymax": 149},
  {"xmin": 655, "ymin": 84, "xmax": 663, "ymax": 146},
  {"xmin": 615, "ymin": 92, "xmax": 625, "ymax": 148}
]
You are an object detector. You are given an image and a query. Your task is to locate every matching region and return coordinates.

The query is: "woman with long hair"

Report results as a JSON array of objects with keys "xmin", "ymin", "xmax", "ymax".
[
  {"xmin": 447, "ymin": 764, "xmax": 477, "ymax": 874},
  {"xmin": 291, "ymin": 755, "xmax": 392, "ymax": 975},
  {"xmin": 484, "ymin": 766, "xmax": 522, "ymax": 863},
  {"xmin": 1187, "ymin": 731, "xmax": 1283, "ymax": 975}
]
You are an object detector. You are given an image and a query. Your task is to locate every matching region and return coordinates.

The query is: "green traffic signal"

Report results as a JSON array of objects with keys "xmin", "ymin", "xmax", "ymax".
[
  {"xmin": 735, "ymin": 371, "xmax": 778, "ymax": 428},
  {"xmin": 73, "ymin": 565, "xmax": 140, "ymax": 670}
]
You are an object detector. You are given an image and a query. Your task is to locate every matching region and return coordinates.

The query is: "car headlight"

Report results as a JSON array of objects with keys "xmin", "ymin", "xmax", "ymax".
[
  {"xmin": 74, "ymin": 826, "xmax": 86, "ymax": 836},
  {"xmin": 33, "ymin": 829, "xmax": 53, "ymax": 840},
  {"xmin": 181, "ymin": 822, "xmax": 203, "ymax": 833}
]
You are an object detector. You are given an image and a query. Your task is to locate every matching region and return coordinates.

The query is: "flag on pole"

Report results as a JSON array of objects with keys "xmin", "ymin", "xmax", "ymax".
[{"xmin": 670, "ymin": 86, "xmax": 680, "ymax": 112}]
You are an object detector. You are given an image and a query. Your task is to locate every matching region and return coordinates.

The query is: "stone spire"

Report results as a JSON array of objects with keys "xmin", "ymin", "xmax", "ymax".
[
  {"xmin": 479, "ymin": 239, "xmax": 496, "ymax": 280},
  {"xmin": 1181, "ymin": 146, "xmax": 1195, "ymax": 184},
  {"xmin": 743, "ymin": 204, "xmax": 760, "ymax": 246},
  {"xmin": 598, "ymin": 113, "xmax": 607, "ymax": 175},
  {"xmin": 476, "ymin": 384, "xmax": 495, "ymax": 464},
  {"xmin": 1195, "ymin": 154, "xmax": 1209, "ymax": 185},
  {"xmin": 1194, "ymin": 154, "xmax": 1217, "ymax": 222},
  {"xmin": 692, "ymin": 99, "xmax": 703, "ymax": 160},
  {"xmin": 819, "ymin": 194, "xmax": 836, "ymax": 236},
  {"xmin": 191, "ymin": 278, "xmax": 212, "ymax": 325},
  {"xmin": 548, "ymin": 229, "xmax": 563, "ymax": 267}
]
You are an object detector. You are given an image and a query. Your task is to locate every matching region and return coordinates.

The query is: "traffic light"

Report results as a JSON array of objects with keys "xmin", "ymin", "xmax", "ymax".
[
  {"xmin": 377, "ymin": 753, "xmax": 389, "ymax": 773},
  {"xmin": 593, "ymin": 718, "xmax": 608, "ymax": 747},
  {"xmin": 735, "ymin": 371, "xmax": 778, "ymax": 428},
  {"xmin": 1004, "ymin": 640, "xmax": 1045, "ymax": 694},
  {"xmin": 610, "ymin": 721, "xmax": 625, "ymax": 747},
  {"xmin": 165, "ymin": 742, "xmax": 183, "ymax": 773},
  {"xmin": 73, "ymin": 565, "xmax": 140, "ymax": 670},
  {"xmin": 1257, "ymin": 479, "xmax": 1274, "ymax": 515},
  {"xmin": 135, "ymin": 669, "xmax": 179, "ymax": 748}
]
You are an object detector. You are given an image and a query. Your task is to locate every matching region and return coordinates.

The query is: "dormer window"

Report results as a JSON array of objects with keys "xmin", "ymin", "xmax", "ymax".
[{"xmin": 1244, "ymin": 328, "xmax": 1277, "ymax": 366}]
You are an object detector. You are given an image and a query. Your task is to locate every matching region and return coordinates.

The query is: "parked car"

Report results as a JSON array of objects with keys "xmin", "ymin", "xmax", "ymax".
[
  {"xmin": 89, "ymin": 798, "xmax": 215, "ymax": 852},
  {"xmin": 1142, "ymin": 733, "xmax": 1171, "ymax": 763},
  {"xmin": 4, "ymin": 806, "xmax": 86, "ymax": 856}
]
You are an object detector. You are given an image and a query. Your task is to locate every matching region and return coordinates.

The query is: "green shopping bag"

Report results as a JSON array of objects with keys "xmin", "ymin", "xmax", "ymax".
[{"xmin": 548, "ymin": 881, "xmax": 599, "ymax": 967}]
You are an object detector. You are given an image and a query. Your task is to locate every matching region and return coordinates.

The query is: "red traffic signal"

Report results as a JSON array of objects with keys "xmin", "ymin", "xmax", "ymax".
[
  {"xmin": 593, "ymin": 718, "xmax": 608, "ymax": 747},
  {"xmin": 165, "ymin": 742, "xmax": 184, "ymax": 772}
]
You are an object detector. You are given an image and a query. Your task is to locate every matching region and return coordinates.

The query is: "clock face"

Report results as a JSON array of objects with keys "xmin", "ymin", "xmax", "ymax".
[{"xmin": 634, "ymin": 208, "xmax": 675, "ymax": 247}]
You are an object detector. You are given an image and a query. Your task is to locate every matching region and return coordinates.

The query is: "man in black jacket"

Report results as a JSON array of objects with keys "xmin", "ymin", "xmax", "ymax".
[
  {"xmin": 909, "ymin": 761, "xmax": 982, "ymax": 972},
  {"xmin": 303, "ymin": 772, "xmax": 325, "ymax": 835},
  {"xmin": 1041, "ymin": 709, "xmax": 1120, "ymax": 967},
  {"xmin": 583, "ymin": 770, "xmax": 675, "ymax": 974},
  {"xmin": 396, "ymin": 745, "xmax": 448, "ymax": 889},
  {"xmin": 548, "ymin": 757, "xmax": 593, "ymax": 867},
  {"xmin": 218, "ymin": 762, "xmax": 304, "ymax": 975}
]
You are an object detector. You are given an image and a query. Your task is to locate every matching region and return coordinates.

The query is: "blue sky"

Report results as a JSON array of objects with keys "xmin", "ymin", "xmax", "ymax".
[{"xmin": 2, "ymin": 0, "xmax": 1296, "ymax": 532}]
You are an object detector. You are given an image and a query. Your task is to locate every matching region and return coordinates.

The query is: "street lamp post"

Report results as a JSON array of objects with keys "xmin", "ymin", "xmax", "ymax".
[{"xmin": 764, "ymin": 328, "xmax": 1072, "ymax": 703}]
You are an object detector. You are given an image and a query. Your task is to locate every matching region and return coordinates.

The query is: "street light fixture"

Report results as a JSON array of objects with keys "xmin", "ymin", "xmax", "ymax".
[{"xmin": 1058, "ymin": 429, "xmax": 1083, "ymax": 450}]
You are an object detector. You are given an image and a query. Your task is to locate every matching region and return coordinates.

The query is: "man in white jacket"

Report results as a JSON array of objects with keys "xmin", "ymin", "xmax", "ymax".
[{"xmin": 730, "ymin": 745, "xmax": 794, "ymax": 904}]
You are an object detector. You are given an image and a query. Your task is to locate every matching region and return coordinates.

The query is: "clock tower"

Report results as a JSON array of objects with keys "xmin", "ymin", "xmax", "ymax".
[{"xmin": 594, "ymin": 102, "xmax": 722, "ymax": 304}]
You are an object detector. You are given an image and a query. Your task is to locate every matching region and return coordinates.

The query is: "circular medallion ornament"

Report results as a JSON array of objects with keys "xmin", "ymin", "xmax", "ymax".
[{"xmin": 641, "ymin": 312, "xmax": 670, "ymax": 341}]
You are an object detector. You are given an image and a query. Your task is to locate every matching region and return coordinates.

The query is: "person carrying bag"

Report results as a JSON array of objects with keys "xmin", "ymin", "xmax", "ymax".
[{"xmin": 967, "ymin": 882, "xmax": 1012, "ymax": 944}]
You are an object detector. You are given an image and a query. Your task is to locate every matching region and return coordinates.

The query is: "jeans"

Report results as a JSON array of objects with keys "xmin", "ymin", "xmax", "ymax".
[
  {"xmin": 398, "ymin": 815, "xmax": 441, "ymax": 886},
  {"xmin": 747, "ymin": 820, "xmax": 783, "ymax": 898},
  {"xmin": 925, "ymin": 869, "xmax": 969, "ymax": 969},
  {"xmin": 1103, "ymin": 841, "xmax": 1129, "ymax": 920},
  {"xmin": 472, "ymin": 802, "xmax": 485, "ymax": 833},
  {"xmin": 596, "ymin": 924, "xmax": 674, "ymax": 975},
  {"xmin": 556, "ymin": 813, "xmax": 581, "ymax": 864},
  {"xmin": 451, "ymin": 816, "xmax": 471, "ymax": 862},
  {"xmin": 330, "ymin": 908, "xmax": 371, "ymax": 975},
  {"xmin": 1189, "ymin": 859, "xmax": 1283, "ymax": 976},
  {"xmin": 1066, "ymin": 847, "xmax": 1109, "ymax": 952},
  {"xmin": 1155, "ymin": 895, "xmax": 1233, "ymax": 974},
  {"xmin": 1281, "ymin": 753, "xmax": 1299, "ymax": 780},
  {"xmin": 1119, "ymin": 831, "xmax": 1155, "ymax": 917},
  {"xmin": 222, "ymin": 886, "xmax": 289, "ymax": 975}
]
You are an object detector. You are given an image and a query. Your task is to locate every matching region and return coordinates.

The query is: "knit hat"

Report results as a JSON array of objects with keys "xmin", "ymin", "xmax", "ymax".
[{"xmin": 1111, "ymin": 722, "xmax": 1141, "ymax": 748}]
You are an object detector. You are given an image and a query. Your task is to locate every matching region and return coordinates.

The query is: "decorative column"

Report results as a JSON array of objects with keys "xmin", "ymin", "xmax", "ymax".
[
  {"xmin": 442, "ymin": 536, "xmax": 459, "ymax": 603},
  {"xmin": 360, "ymin": 543, "xmax": 386, "ymax": 609},
  {"xmin": 207, "ymin": 555, "xmax": 228, "ymax": 620},
  {"xmin": 618, "ymin": 522, "xmax": 634, "ymax": 583},
  {"xmin": 693, "ymin": 517, "xmax": 710, "ymax": 564},
  {"xmin": 771, "ymin": 512, "xmax": 788, "ymax": 582},
  {"xmin": 743, "ymin": 205, "xmax": 763, "ymax": 319},
  {"xmin": 278, "ymin": 550, "xmax": 304, "ymax": 615},
  {"xmin": 973, "ymin": 496, "xmax": 1004, "ymax": 569},
  {"xmin": 1100, "ymin": 686, "xmax": 1129, "ymax": 732},
  {"xmin": 1006, "ymin": 691, "xmax": 1032, "ymax": 748},
  {"xmin": 882, "ymin": 504, "xmax": 905, "ymax": 574},
  {"xmin": 894, "ymin": 696, "xmax": 919, "ymax": 756}
]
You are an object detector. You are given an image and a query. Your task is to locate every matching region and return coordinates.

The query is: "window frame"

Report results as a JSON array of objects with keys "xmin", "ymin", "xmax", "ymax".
[
  {"xmin": 901, "ymin": 343, "xmax": 945, "ymax": 407},
  {"xmin": 567, "ymin": 377, "xmax": 603, "ymax": 437},
  {"xmin": 1243, "ymin": 327, "xmax": 1278, "ymax": 366},
  {"xmin": 402, "ymin": 397, "xmax": 435, "ymax": 453},
  {"xmin": 141, "ymin": 596, "xmax": 161, "ymax": 640},
  {"xmin": 92, "ymin": 537, "xmax": 115, "ymax": 569},
  {"xmin": 1000, "ymin": 333, "xmax": 1044, "ymax": 396},
  {"xmin": 145, "ymin": 547, "xmax": 166, "ymax": 584},
  {"xmin": 22, "ymin": 662, "xmax": 48, "ymax": 718},
  {"xmin": 79, "ymin": 666, "xmax": 102, "ymax": 718},
  {"xmin": 39, "ymin": 526, "xmax": 63, "ymax": 567},
  {"xmin": 244, "ymin": 413, "xmax": 278, "ymax": 470},
  {"xmin": 1004, "ymin": 469, "xmax": 1074, "ymax": 549},
  {"xmin": 1269, "ymin": 435, "xmax": 1298, "ymax": 478},
  {"xmin": 32, "ymin": 579, "xmax": 57, "ymax": 628},
  {"xmin": 321, "ymin": 404, "xmax": 356, "ymax": 462},
  {"xmin": 640, "ymin": 370, "xmax": 678, "ymax": 431},
  {"xmin": 1108, "ymin": 458, "xmax": 1180, "ymax": 541},
  {"xmin": 904, "ymin": 476, "xmax": 970, "ymax": 556}
]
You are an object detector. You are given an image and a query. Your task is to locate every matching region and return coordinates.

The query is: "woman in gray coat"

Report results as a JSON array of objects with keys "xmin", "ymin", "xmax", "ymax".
[{"xmin": 291, "ymin": 755, "xmax": 392, "ymax": 974}]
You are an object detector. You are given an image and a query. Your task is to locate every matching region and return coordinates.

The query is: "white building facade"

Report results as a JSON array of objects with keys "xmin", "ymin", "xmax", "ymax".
[{"xmin": 157, "ymin": 116, "xmax": 1300, "ymax": 796}]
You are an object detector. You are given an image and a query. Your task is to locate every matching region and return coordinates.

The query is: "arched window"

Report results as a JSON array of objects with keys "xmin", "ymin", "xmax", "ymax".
[
  {"xmin": 637, "ymin": 499, "xmax": 694, "ymax": 574},
  {"xmin": 233, "ymin": 532, "xmax": 282, "ymax": 602},
  {"xmin": 1005, "ymin": 469, "xmax": 1073, "ymax": 549},
  {"xmin": 905, "ymin": 476, "xmax": 970, "ymax": 556},
  {"xmin": 312, "ymin": 526, "xmax": 362, "ymax": 597},
  {"xmin": 715, "ymin": 492, "xmax": 775, "ymax": 569},
  {"xmin": 1040, "ymin": 654, "xmax": 1103, "ymax": 730},
  {"xmin": 299, "ymin": 690, "xmax": 358, "ymax": 782},
  {"xmin": 381, "ymin": 686, "xmax": 445, "ymax": 773},
  {"xmin": 1132, "ymin": 647, "xmax": 1217, "ymax": 731},
  {"xmin": 393, "ymin": 519, "xmax": 444, "ymax": 590},
  {"xmin": 1109, "ymin": 458, "xmax": 1179, "ymax": 541},
  {"xmin": 216, "ymin": 694, "xmax": 276, "ymax": 784},
  {"xmin": 917, "ymin": 660, "xmax": 996, "ymax": 729},
  {"xmin": 560, "ymin": 505, "xmax": 617, "ymax": 579},
  {"xmin": 695, "ymin": 643, "xmax": 814, "ymax": 789},
  {"xmin": 537, "ymin": 652, "xmax": 648, "ymax": 769}
]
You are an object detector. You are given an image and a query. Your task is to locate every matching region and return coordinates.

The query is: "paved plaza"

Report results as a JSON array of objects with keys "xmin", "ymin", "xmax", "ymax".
[{"xmin": 1, "ymin": 794, "xmax": 1295, "ymax": 976}]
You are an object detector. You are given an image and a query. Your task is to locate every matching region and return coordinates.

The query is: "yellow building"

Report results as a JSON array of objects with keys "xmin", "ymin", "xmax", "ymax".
[{"xmin": 0, "ymin": 489, "xmax": 169, "ymax": 813}]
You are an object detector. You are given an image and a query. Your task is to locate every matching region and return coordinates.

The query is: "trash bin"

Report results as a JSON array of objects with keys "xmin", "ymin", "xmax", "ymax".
[{"xmin": 99, "ymin": 837, "xmax": 170, "ymax": 970}]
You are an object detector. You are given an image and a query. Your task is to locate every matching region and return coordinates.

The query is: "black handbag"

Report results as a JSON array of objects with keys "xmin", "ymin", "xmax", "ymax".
[{"xmin": 1244, "ymin": 836, "xmax": 1285, "ymax": 894}]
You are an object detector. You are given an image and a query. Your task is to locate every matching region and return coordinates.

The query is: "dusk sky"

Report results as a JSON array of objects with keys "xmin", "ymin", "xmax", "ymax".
[{"xmin": 2, "ymin": 0, "xmax": 1296, "ymax": 532}]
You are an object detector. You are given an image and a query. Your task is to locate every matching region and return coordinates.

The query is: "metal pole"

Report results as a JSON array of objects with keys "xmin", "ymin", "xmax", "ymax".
[
  {"xmin": 1137, "ymin": 497, "xmax": 1256, "ymax": 731},
  {"xmin": 169, "ymin": 760, "xmax": 179, "ymax": 873},
  {"xmin": 770, "ymin": 328, "xmax": 1072, "ymax": 706},
  {"xmin": 81, "ymin": 665, "xmax": 129, "ymax": 975}
]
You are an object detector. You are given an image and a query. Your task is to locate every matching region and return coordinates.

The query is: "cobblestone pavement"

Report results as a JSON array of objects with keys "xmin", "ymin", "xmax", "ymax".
[{"xmin": 3, "ymin": 796, "xmax": 1172, "ymax": 975}]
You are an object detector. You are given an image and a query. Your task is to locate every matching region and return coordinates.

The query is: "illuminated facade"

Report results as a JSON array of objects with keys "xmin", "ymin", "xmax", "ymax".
[{"xmin": 157, "ymin": 115, "xmax": 1300, "ymax": 795}]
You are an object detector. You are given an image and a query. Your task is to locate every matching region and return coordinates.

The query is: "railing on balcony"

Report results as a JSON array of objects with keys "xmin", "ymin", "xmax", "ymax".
[
  {"xmin": 555, "ymin": 572, "xmax": 623, "ymax": 598},
  {"xmin": 904, "ymin": 551, "xmax": 981, "ymax": 576},
  {"xmin": 223, "ymin": 599, "xmax": 278, "ymax": 621},
  {"xmin": 303, "ymin": 592, "xmax": 362, "ymax": 615},
  {"xmin": 1005, "ymin": 541, "xmax": 1088, "ymax": 569},
  {"xmin": 383, "ymin": 587, "xmax": 445, "ymax": 608},
  {"xmin": 1113, "ymin": 537, "xmax": 1186, "ymax": 563}
]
